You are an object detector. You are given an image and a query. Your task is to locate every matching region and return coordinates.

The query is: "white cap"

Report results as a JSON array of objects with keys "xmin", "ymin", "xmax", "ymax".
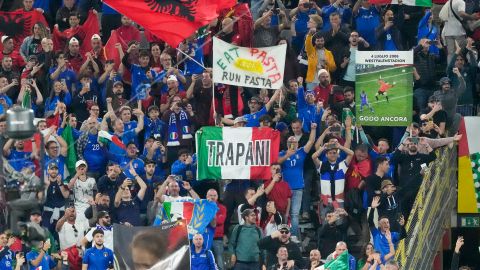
[
  {"xmin": 69, "ymin": 37, "xmax": 79, "ymax": 45},
  {"xmin": 91, "ymin": 34, "xmax": 101, "ymax": 41},
  {"xmin": 75, "ymin": 160, "xmax": 87, "ymax": 168},
  {"xmin": 167, "ymin": 75, "xmax": 178, "ymax": 82},
  {"xmin": 1, "ymin": 35, "xmax": 11, "ymax": 43},
  {"xmin": 317, "ymin": 68, "xmax": 329, "ymax": 78}
]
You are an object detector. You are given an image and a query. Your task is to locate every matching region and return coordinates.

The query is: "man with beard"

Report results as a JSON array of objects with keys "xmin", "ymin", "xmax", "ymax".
[
  {"xmin": 159, "ymin": 76, "xmax": 187, "ymax": 113},
  {"xmin": 1, "ymin": 36, "xmax": 25, "ymax": 70},
  {"xmin": 305, "ymin": 30, "xmax": 336, "ymax": 92},
  {"xmin": 258, "ymin": 225, "xmax": 304, "ymax": 269},
  {"xmin": 77, "ymin": 117, "xmax": 107, "ymax": 179},
  {"xmin": 82, "ymin": 211, "xmax": 113, "ymax": 250},
  {"xmin": 186, "ymin": 69, "xmax": 214, "ymax": 128},
  {"xmin": 42, "ymin": 162, "xmax": 70, "ymax": 232},
  {"xmin": 329, "ymin": 86, "xmax": 355, "ymax": 119},
  {"xmin": 56, "ymin": 205, "xmax": 89, "ymax": 251},
  {"xmin": 82, "ymin": 229, "xmax": 114, "ymax": 270},
  {"xmin": 393, "ymin": 137, "xmax": 436, "ymax": 218}
]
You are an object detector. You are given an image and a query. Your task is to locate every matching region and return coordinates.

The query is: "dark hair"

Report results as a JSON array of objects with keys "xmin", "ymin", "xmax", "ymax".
[
  {"xmin": 145, "ymin": 159, "xmax": 156, "ymax": 165},
  {"xmin": 360, "ymin": 243, "xmax": 374, "ymax": 262},
  {"xmin": 92, "ymin": 229, "xmax": 104, "ymax": 238},
  {"xmin": 69, "ymin": 11, "xmax": 80, "ymax": 19},
  {"xmin": 378, "ymin": 138, "xmax": 389, "ymax": 145},
  {"xmin": 290, "ymin": 118, "xmax": 302, "ymax": 125},
  {"xmin": 259, "ymin": 114, "xmax": 272, "ymax": 123},
  {"xmin": 375, "ymin": 156, "xmax": 389, "ymax": 167},
  {"xmin": 54, "ymin": 51, "xmax": 64, "ymax": 60},
  {"xmin": 344, "ymin": 86, "xmax": 354, "ymax": 95},
  {"xmin": 178, "ymin": 148, "xmax": 190, "ymax": 157},
  {"xmin": 45, "ymin": 141, "xmax": 57, "ymax": 149},
  {"xmin": 139, "ymin": 50, "xmax": 150, "ymax": 58},
  {"xmin": 131, "ymin": 230, "xmax": 167, "ymax": 261}
]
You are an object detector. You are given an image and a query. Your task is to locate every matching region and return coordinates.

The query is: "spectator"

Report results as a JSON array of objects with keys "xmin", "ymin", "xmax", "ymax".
[
  {"xmin": 268, "ymin": 246, "xmax": 299, "ymax": 270},
  {"xmin": 1, "ymin": 36, "xmax": 25, "ymax": 71},
  {"xmin": 253, "ymin": 9, "xmax": 288, "ymax": 48},
  {"xmin": 82, "ymin": 229, "xmax": 114, "ymax": 270},
  {"xmin": 365, "ymin": 157, "xmax": 390, "ymax": 204},
  {"xmin": 377, "ymin": 180, "xmax": 403, "ymax": 233},
  {"xmin": 307, "ymin": 249, "xmax": 323, "ymax": 270},
  {"xmin": 56, "ymin": 0, "xmax": 80, "ymax": 31},
  {"xmin": 229, "ymin": 209, "xmax": 262, "ymax": 270},
  {"xmin": 317, "ymin": 208, "xmax": 349, "ymax": 257},
  {"xmin": 324, "ymin": 241, "xmax": 356, "ymax": 269},
  {"xmin": 113, "ymin": 167, "xmax": 147, "ymax": 226},
  {"xmin": 413, "ymin": 38, "xmax": 442, "ymax": 110},
  {"xmin": 42, "ymin": 162, "xmax": 70, "ymax": 231},
  {"xmin": 450, "ymin": 236, "xmax": 464, "ymax": 270},
  {"xmin": 264, "ymin": 164, "xmax": 292, "ymax": 220},
  {"xmin": 190, "ymin": 233, "xmax": 218, "ymax": 270},
  {"xmin": 353, "ymin": 0, "xmax": 381, "ymax": 48},
  {"xmin": 0, "ymin": 233, "xmax": 15, "ymax": 268},
  {"xmin": 290, "ymin": 0, "xmax": 322, "ymax": 54},
  {"xmin": 420, "ymin": 96, "xmax": 447, "ymax": 138},
  {"xmin": 393, "ymin": 137, "xmax": 436, "ymax": 216},
  {"xmin": 76, "ymin": 117, "xmax": 107, "ymax": 179},
  {"xmin": 26, "ymin": 239, "xmax": 58, "ymax": 270},
  {"xmin": 206, "ymin": 189, "xmax": 226, "ymax": 270},
  {"xmin": 369, "ymin": 196, "xmax": 406, "ymax": 262},
  {"xmin": 339, "ymin": 31, "xmax": 370, "ymax": 87},
  {"xmin": 375, "ymin": 5, "xmax": 405, "ymax": 50},
  {"xmin": 81, "ymin": 211, "xmax": 113, "ymax": 251},
  {"xmin": 84, "ymin": 193, "xmax": 111, "ymax": 227},
  {"xmin": 55, "ymin": 205, "xmax": 89, "ymax": 250},
  {"xmin": 67, "ymin": 160, "xmax": 96, "ymax": 223},
  {"xmin": 278, "ymin": 122, "xmax": 316, "ymax": 239},
  {"xmin": 258, "ymin": 225, "xmax": 304, "ymax": 269},
  {"xmin": 20, "ymin": 22, "xmax": 49, "ymax": 62},
  {"xmin": 304, "ymin": 30, "xmax": 336, "ymax": 91}
]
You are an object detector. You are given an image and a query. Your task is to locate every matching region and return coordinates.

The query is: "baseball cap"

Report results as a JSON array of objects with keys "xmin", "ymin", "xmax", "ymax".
[
  {"xmin": 91, "ymin": 34, "xmax": 101, "ymax": 41},
  {"xmin": 428, "ymin": 95, "xmax": 439, "ymax": 103},
  {"xmin": 75, "ymin": 160, "xmax": 87, "ymax": 168},
  {"xmin": 1, "ymin": 36, "xmax": 11, "ymax": 43},
  {"xmin": 48, "ymin": 162, "xmax": 59, "ymax": 169},
  {"xmin": 167, "ymin": 75, "xmax": 178, "ymax": 82},
  {"xmin": 381, "ymin": 179, "xmax": 394, "ymax": 190},
  {"xmin": 234, "ymin": 116, "xmax": 247, "ymax": 124},
  {"xmin": 275, "ymin": 122, "xmax": 288, "ymax": 132},
  {"xmin": 439, "ymin": 77, "xmax": 451, "ymax": 85},
  {"xmin": 69, "ymin": 37, "xmax": 79, "ymax": 45},
  {"xmin": 30, "ymin": 209, "xmax": 42, "ymax": 216},
  {"xmin": 113, "ymin": 80, "xmax": 123, "ymax": 86},
  {"xmin": 278, "ymin": 224, "xmax": 290, "ymax": 232}
]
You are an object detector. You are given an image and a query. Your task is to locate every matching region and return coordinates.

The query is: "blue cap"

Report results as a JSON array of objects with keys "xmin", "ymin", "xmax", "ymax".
[{"xmin": 275, "ymin": 122, "xmax": 288, "ymax": 132}]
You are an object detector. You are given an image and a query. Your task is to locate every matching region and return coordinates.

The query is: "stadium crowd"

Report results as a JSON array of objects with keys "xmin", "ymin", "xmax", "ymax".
[{"xmin": 0, "ymin": 0, "xmax": 478, "ymax": 269}]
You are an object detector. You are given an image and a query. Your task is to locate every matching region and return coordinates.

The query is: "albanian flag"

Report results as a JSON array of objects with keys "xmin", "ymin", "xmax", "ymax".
[
  {"xmin": 0, "ymin": 10, "xmax": 48, "ymax": 50},
  {"xmin": 103, "ymin": 30, "xmax": 128, "ymax": 69},
  {"xmin": 103, "ymin": 0, "xmax": 237, "ymax": 47}
]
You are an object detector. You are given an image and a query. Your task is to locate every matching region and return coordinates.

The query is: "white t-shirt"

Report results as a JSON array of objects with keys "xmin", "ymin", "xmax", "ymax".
[
  {"xmin": 84, "ymin": 226, "xmax": 113, "ymax": 250},
  {"xmin": 58, "ymin": 219, "xmax": 89, "ymax": 250},
  {"xmin": 441, "ymin": 0, "xmax": 466, "ymax": 36},
  {"xmin": 73, "ymin": 177, "xmax": 96, "ymax": 205}
]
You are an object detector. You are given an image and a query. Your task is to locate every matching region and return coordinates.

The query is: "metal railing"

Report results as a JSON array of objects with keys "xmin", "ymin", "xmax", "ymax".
[{"xmin": 395, "ymin": 146, "xmax": 458, "ymax": 269}]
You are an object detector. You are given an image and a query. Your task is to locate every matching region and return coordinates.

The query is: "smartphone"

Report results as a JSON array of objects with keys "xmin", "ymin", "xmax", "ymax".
[{"xmin": 411, "ymin": 137, "xmax": 419, "ymax": 144}]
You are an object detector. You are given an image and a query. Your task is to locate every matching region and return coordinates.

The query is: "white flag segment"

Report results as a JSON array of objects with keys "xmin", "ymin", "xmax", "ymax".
[{"xmin": 212, "ymin": 37, "xmax": 287, "ymax": 89}]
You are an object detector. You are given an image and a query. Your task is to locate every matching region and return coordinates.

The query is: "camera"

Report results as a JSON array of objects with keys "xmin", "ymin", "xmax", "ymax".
[
  {"xmin": 330, "ymin": 126, "xmax": 341, "ymax": 133},
  {"xmin": 272, "ymin": 8, "xmax": 280, "ymax": 14},
  {"xmin": 303, "ymin": 2, "xmax": 312, "ymax": 8}
]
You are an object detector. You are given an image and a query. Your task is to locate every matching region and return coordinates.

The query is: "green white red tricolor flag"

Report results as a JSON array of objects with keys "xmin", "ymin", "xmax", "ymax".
[
  {"xmin": 369, "ymin": 0, "xmax": 432, "ymax": 6},
  {"xmin": 196, "ymin": 127, "xmax": 280, "ymax": 180}
]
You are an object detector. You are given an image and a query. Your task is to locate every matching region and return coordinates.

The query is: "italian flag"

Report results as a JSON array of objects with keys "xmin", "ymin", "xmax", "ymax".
[
  {"xmin": 320, "ymin": 251, "xmax": 349, "ymax": 270},
  {"xmin": 369, "ymin": 0, "xmax": 432, "ymax": 6},
  {"xmin": 458, "ymin": 117, "xmax": 480, "ymax": 213},
  {"xmin": 196, "ymin": 126, "xmax": 280, "ymax": 180},
  {"xmin": 158, "ymin": 200, "xmax": 218, "ymax": 238},
  {"xmin": 98, "ymin": 130, "xmax": 126, "ymax": 150}
]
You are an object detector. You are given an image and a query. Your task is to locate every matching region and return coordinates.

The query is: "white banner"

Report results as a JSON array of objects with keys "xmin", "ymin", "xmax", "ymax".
[
  {"xmin": 212, "ymin": 37, "xmax": 286, "ymax": 89},
  {"xmin": 356, "ymin": 50, "xmax": 414, "ymax": 65}
]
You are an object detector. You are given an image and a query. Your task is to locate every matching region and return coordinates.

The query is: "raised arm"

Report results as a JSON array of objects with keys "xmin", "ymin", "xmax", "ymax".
[
  {"xmin": 265, "ymin": 89, "xmax": 281, "ymax": 111},
  {"xmin": 303, "ymin": 123, "xmax": 317, "ymax": 153},
  {"xmin": 133, "ymin": 109, "xmax": 145, "ymax": 134}
]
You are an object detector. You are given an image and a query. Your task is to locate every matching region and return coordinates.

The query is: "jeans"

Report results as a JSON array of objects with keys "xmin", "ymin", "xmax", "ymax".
[
  {"xmin": 290, "ymin": 189, "xmax": 303, "ymax": 237},
  {"xmin": 212, "ymin": 239, "xmax": 224, "ymax": 270},
  {"xmin": 234, "ymin": 262, "xmax": 260, "ymax": 270}
]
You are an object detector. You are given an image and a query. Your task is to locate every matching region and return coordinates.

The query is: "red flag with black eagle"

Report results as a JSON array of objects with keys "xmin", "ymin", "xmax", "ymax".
[
  {"xmin": 0, "ymin": 10, "xmax": 47, "ymax": 50},
  {"xmin": 103, "ymin": 0, "xmax": 237, "ymax": 47},
  {"xmin": 52, "ymin": 10, "xmax": 99, "ymax": 54}
]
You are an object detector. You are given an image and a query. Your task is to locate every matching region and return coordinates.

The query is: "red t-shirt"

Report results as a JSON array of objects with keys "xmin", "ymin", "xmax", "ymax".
[
  {"xmin": 263, "ymin": 179, "xmax": 292, "ymax": 215},
  {"xmin": 213, "ymin": 202, "xmax": 227, "ymax": 238}
]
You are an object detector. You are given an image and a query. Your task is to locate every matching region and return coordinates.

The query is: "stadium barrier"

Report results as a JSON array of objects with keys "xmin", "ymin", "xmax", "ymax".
[{"xmin": 395, "ymin": 146, "xmax": 458, "ymax": 269}]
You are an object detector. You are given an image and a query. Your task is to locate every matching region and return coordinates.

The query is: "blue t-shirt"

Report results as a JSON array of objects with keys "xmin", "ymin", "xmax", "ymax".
[
  {"xmin": 279, "ymin": 147, "xmax": 307, "ymax": 190},
  {"xmin": 83, "ymin": 133, "xmax": 108, "ymax": 172},
  {"xmin": 82, "ymin": 246, "xmax": 114, "ymax": 270},
  {"xmin": 123, "ymin": 120, "xmax": 138, "ymax": 147},
  {"xmin": 0, "ymin": 95, "xmax": 13, "ymax": 115},
  {"xmin": 26, "ymin": 250, "xmax": 56, "ymax": 270},
  {"xmin": 119, "ymin": 157, "xmax": 145, "ymax": 179},
  {"xmin": 144, "ymin": 118, "xmax": 165, "ymax": 141},
  {"xmin": 371, "ymin": 227, "xmax": 401, "ymax": 259},
  {"xmin": 355, "ymin": 7, "xmax": 380, "ymax": 47},
  {"xmin": 8, "ymin": 150, "xmax": 32, "ymax": 171},
  {"xmin": 107, "ymin": 129, "xmax": 136, "ymax": 163},
  {"xmin": 183, "ymin": 37, "xmax": 205, "ymax": 76},
  {"xmin": 48, "ymin": 67, "xmax": 76, "ymax": 90},
  {"xmin": 244, "ymin": 106, "xmax": 267, "ymax": 127},
  {"xmin": 384, "ymin": 30, "xmax": 397, "ymax": 51},
  {"xmin": 129, "ymin": 65, "xmax": 157, "ymax": 101},
  {"xmin": 0, "ymin": 249, "xmax": 14, "ymax": 270}
]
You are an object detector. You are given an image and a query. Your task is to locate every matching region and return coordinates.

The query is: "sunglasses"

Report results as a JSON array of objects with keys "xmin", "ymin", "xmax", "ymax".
[{"xmin": 280, "ymin": 230, "xmax": 290, "ymax": 234}]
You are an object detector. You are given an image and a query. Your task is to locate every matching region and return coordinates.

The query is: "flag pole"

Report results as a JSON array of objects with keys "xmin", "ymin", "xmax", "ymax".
[
  {"xmin": 212, "ymin": 83, "xmax": 217, "ymax": 126},
  {"xmin": 175, "ymin": 48, "xmax": 207, "ymax": 69}
]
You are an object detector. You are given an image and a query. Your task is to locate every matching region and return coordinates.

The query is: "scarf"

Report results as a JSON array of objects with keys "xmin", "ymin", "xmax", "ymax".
[
  {"xmin": 96, "ymin": 225, "xmax": 113, "ymax": 231},
  {"xmin": 167, "ymin": 110, "xmax": 192, "ymax": 146}
]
